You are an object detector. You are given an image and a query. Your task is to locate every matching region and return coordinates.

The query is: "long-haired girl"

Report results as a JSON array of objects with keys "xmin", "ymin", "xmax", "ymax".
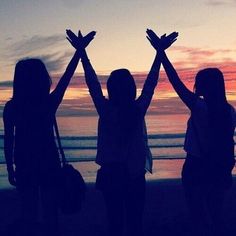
[
  {"xmin": 147, "ymin": 29, "xmax": 236, "ymax": 236},
  {"xmin": 3, "ymin": 31, "xmax": 95, "ymax": 235}
]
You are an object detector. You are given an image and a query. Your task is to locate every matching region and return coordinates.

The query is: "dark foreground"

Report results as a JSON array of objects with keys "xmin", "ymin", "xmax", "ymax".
[{"xmin": 1, "ymin": 178, "xmax": 236, "ymax": 236}]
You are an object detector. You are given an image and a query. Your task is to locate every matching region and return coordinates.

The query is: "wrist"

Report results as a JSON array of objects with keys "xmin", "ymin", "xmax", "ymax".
[
  {"xmin": 157, "ymin": 47, "xmax": 165, "ymax": 54},
  {"xmin": 75, "ymin": 50, "xmax": 80, "ymax": 57},
  {"xmin": 81, "ymin": 51, "xmax": 90, "ymax": 63}
]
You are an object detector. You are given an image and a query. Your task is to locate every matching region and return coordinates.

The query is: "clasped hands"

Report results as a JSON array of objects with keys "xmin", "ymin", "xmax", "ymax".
[
  {"xmin": 66, "ymin": 28, "xmax": 178, "ymax": 51},
  {"xmin": 146, "ymin": 29, "xmax": 178, "ymax": 51},
  {"xmin": 66, "ymin": 29, "xmax": 96, "ymax": 50}
]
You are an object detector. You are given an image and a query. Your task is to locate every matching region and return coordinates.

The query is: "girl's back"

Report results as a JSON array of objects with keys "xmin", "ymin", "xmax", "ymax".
[
  {"xmin": 4, "ymin": 97, "xmax": 60, "ymax": 186},
  {"xmin": 96, "ymin": 101, "xmax": 148, "ymax": 177},
  {"xmin": 5, "ymin": 98, "xmax": 58, "ymax": 164}
]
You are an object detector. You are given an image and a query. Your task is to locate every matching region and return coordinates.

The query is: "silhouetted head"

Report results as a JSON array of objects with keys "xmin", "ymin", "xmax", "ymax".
[
  {"xmin": 107, "ymin": 69, "xmax": 136, "ymax": 106},
  {"xmin": 13, "ymin": 58, "xmax": 51, "ymax": 104},
  {"xmin": 194, "ymin": 68, "xmax": 226, "ymax": 105}
]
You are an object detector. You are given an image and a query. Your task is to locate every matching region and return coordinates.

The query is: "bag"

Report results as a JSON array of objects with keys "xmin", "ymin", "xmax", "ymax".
[
  {"xmin": 59, "ymin": 164, "xmax": 86, "ymax": 214},
  {"xmin": 54, "ymin": 117, "xmax": 86, "ymax": 214}
]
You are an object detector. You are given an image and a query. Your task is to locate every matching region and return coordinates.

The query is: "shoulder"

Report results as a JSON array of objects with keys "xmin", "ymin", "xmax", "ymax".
[
  {"xmin": 3, "ymin": 100, "xmax": 15, "ymax": 122},
  {"xmin": 229, "ymin": 104, "xmax": 235, "ymax": 113},
  {"xmin": 194, "ymin": 97, "xmax": 207, "ymax": 110},
  {"xmin": 97, "ymin": 98, "xmax": 112, "ymax": 117},
  {"xmin": 189, "ymin": 98, "xmax": 209, "ymax": 128},
  {"xmin": 192, "ymin": 97, "xmax": 207, "ymax": 116},
  {"xmin": 3, "ymin": 100, "xmax": 14, "ymax": 115},
  {"xmin": 229, "ymin": 104, "xmax": 236, "ymax": 127}
]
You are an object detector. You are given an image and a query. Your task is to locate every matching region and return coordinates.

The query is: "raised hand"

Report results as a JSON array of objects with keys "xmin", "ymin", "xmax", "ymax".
[
  {"xmin": 146, "ymin": 29, "xmax": 178, "ymax": 51},
  {"xmin": 66, "ymin": 29, "xmax": 96, "ymax": 50}
]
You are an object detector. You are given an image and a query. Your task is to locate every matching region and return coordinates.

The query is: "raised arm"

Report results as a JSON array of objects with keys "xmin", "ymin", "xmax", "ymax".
[
  {"xmin": 138, "ymin": 51, "xmax": 161, "ymax": 114},
  {"xmin": 161, "ymin": 50, "xmax": 196, "ymax": 110},
  {"xmin": 66, "ymin": 30, "xmax": 105, "ymax": 115},
  {"xmin": 50, "ymin": 50, "xmax": 80, "ymax": 108},
  {"xmin": 50, "ymin": 30, "xmax": 96, "ymax": 110},
  {"xmin": 138, "ymin": 29, "xmax": 178, "ymax": 114},
  {"xmin": 3, "ymin": 103, "xmax": 16, "ymax": 186},
  {"xmin": 146, "ymin": 29, "xmax": 197, "ymax": 110}
]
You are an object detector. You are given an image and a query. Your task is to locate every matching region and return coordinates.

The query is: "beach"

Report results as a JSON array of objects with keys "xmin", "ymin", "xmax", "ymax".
[
  {"xmin": 1, "ymin": 0, "xmax": 236, "ymax": 234},
  {"xmin": 0, "ymin": 115, "xmax": 236, "ymax": 235},
  {"xmin": 1, "ymin": 160, "xmax": 236, "ymax": 236}
]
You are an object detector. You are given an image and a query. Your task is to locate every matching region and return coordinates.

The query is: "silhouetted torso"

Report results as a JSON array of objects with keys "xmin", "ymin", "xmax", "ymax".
[
  {"xmin": 5, "ymin": 97, "xmax": 60, "ymax": 186},
  {"xmin": 96, "ymin": 101, "xmax": 149, "ymax": 177},
  {"xmin": 83, "ymin": 61, "xmax": 157, "ymax": 177},
  {"xmin": 185, "ymin": 98, "xmax": 235, "ymax": 158}
]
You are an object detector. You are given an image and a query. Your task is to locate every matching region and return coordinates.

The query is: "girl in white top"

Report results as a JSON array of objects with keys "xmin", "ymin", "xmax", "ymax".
[
  {"xmin": 147, "ymin": 29, "xmax": 236, "ymax": 236},
  {"xmin": 66, "ymin": 29, "xmax": 177, "ymax": 236}
]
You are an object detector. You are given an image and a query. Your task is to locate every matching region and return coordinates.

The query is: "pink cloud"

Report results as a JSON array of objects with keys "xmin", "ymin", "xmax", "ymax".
[
  {"xmin": 1, "ymin": 53, "xmax": 236, "ymax": 116},
  {"xmin": 170, "ymin": 46, "xmax": 235, "ymax": 65}
]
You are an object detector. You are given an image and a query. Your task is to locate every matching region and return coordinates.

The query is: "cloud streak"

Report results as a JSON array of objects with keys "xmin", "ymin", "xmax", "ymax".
[
  {"xmin": 37, "ymin": 51, "xmax": 73, "ymax": 73},
  {"xmin": 1, "ymin": 57, "xmax": 236, "ymax": 117},
  {"xmin": 6, "ymin": 34, "xmax": 65, "ymax": 59},
  {"xmin": 206, "ymin": 0, "xmax": 236, "ymax": 6},
  {"xmin": 2, "ymin": 33, "xmax": 74, "ymax": 74},
  {"xmin": 169, "ymin": 45, "xmax": 236, "ymax": 70}
]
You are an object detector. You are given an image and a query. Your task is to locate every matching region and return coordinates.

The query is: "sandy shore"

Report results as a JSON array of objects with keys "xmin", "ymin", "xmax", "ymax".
[{"xmin": 1, "ymin": 177, "xmax": 236, "ymax": 236}]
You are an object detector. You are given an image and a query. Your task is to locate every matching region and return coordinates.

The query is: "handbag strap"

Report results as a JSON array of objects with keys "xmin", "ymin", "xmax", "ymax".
[{"xmin": 54, "ymin": 117, "xmax": 67, "ymax": 167}]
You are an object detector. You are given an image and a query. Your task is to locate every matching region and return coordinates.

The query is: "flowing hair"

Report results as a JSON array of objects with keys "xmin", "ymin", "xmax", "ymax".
[
  {"xmin": 194, "ymin": 68, "xmax": 233, "ymax": 158},
  {"xmin": 194, "ymin": 68, "xmax": 227, "ymax": 108},
  {"xmin": 12, "ymin": 58, "xmax": 51, "ymax": 106}
]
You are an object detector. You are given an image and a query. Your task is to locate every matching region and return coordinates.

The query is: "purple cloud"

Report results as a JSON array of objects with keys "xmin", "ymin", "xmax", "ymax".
[{"xmin": 7, "ymin": 34, "xmax": 64, "ymax": 57}]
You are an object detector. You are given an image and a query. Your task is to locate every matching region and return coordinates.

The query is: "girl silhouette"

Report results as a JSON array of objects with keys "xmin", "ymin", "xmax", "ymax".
[
  {"xmin": 3, "ymin": 31, "xmax": 95, "ymax": 235},
  {"xmin": 66, "ymin": 29, "xmax": 177, "ymax": 236},
  {"xmin": 147, "ymin": 29, "xmax": 236, "ymax": 236}
]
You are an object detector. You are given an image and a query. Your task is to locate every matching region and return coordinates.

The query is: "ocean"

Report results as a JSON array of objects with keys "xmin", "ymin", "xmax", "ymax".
[
  {"xmin": 0, "ymin": 114, "xmax": 235, "ymax": 187},
  {"xmin": 0, "ymin": 114, "xmax": 189, "ymax": 163}
]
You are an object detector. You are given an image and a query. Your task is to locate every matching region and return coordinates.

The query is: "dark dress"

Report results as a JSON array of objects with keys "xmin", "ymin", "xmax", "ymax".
[
  {"xmin": 4, "ymin": 98, "xmax": 61, "ymax": 188},
  {"xmin": 3, "ymin": 97, "xmax": 61, "ymax": 235}
]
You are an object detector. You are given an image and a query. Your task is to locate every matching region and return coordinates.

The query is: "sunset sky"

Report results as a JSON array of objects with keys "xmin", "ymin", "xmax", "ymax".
[{"xmin": 0, "ymin": 0, "xmax": 236, "ymax": 114}]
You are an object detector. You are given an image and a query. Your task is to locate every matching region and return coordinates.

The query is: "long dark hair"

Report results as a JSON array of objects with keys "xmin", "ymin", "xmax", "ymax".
[
  {"xmin": 194, "ymin": 68, "xmax": 227, "ymax": 108},
  {"xmin": 12, "ymin": 58, "xmax": 51, "ymax": 105},
  {"xmin": 107, "ymin": 69, "xmax": 136, "ymax": 107},
  {"xmin": 106, "ymin": 68, "xmax": 138, "ymax": 134},
  {"xmin": 194, "ymin": 68, "xmax": 234, "ymax": 157}
]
